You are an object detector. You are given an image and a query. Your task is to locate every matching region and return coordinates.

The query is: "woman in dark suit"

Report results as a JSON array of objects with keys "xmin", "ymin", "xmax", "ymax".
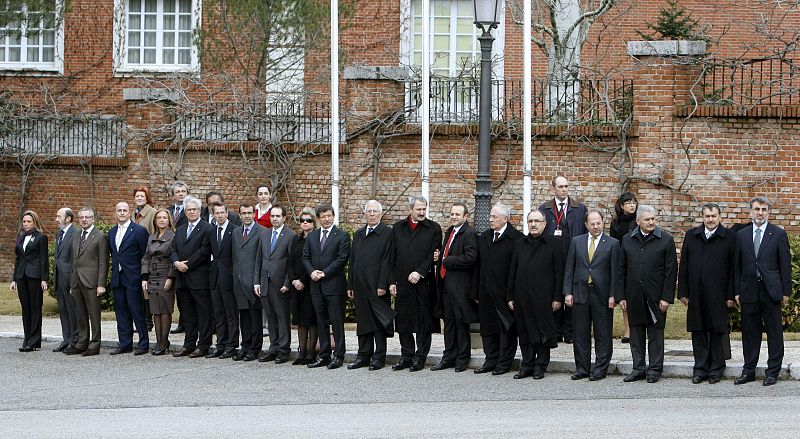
[
  {"xmin": 9, "ymin": 210, "xmax": 49, "ymax": 352},
  {"xmin": 610, "ymin": 192, "xmax": 638, "ymax": 343},
  {"xmin": 141, "ymin": 209, "xmax": 176, "ymax": 355},
  {"xmin": 289, "ymin": 207, "xmax": 318, "ymax": 365}
]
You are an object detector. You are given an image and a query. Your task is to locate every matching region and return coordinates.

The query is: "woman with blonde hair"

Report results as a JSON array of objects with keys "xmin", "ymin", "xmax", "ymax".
[
  {"xmin": 289, "ymin": 207, "xmax": 319, "ymax": 364},
  {"xmin": 141, "ymin": 208, "xmax": 176, "ymax": 355}
]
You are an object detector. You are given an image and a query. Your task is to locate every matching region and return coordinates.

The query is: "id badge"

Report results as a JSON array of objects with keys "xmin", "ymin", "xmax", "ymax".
[{"xmin": 553, "ymin": 229, "xmax": 563, "ymax": 236}]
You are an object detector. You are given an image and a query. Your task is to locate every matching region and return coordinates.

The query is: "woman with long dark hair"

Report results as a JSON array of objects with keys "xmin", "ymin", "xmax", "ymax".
[
  {"xmin": 10, "ymin": 210, "xmax": 49, "ymax": 352},
  {"xmin": 610, "ymin": 192, "xmax": 638, "ymax": 343}
]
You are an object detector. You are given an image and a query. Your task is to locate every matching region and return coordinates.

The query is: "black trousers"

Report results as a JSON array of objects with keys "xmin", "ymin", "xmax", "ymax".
[
  {"xmin": 441, "ymin": 285, "xmax": 471, "ymax": 367},
  {"xmin": 629, "ymin": 323, "xmax": 665, "ymax": 377},
  {"xmin": 211, "ymin": 286, "xmax": 239, "ymax": 353},
  {"xmin": 239, "ymin": 306, "xmax": 263, "ymax": 355},
  {"xmin": 572, "ymin": 286, "xmax": 614, "ymax": 377},
  {"xmin": 554, "ymin": 304, "xmax": 573, "ymax": 341},
  {"xmin": 357, "ymin": 327, "xmax": 387, "ymax": 363},
  {"xmin": 741, "ymin": 282, "xmax": 784, "ymax": 378},
  {"xmin": 481, "ymin": 324, "xmax": 518, "ymax": 371},
  {"xmin": 520, "ymin": 342, "xmax": 550, "ymax": 374},
  {"xmin": 311, "ymin": 293, "xmax": 345, "ymax": 360},
  {"xmin": 177, "ymin": 286, "xmax": 213, "ymax": 352},
  {"xmin": 16, "ymin": 276, "xmax": 43, "ymax": 349},
  {"xmin": 262, "ymin": 287, "xmax": 292, "ymax": 358},
  {"xmin": 691, "ymin": 330, "xmax": 726, "ymax": 378},
  {"xmin": 399, "ymin": 331, "xmax": 432, "ymax": 363}
]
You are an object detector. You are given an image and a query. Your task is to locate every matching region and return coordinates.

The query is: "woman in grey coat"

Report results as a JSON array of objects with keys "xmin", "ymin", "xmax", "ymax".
[{"xmin": 141, "ymin": 209, "xmax": 176, "ymax": 355}]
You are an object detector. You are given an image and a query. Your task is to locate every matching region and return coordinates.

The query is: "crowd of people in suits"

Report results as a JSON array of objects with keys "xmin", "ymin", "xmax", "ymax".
[{"xmin": 9, "ymin": 176, "xmax": 793, "ymax": 386}]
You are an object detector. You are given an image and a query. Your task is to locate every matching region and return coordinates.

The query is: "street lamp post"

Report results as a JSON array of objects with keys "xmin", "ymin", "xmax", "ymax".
[{"xmin": 473, "ymin": 0, "xmax": 499, "ymax": 233}]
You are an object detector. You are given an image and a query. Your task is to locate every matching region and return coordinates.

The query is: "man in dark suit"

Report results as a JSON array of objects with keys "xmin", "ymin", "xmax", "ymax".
[
  {"xmin": 65, "ymin": 207, "xmax": 109, "ymax": 357},
  {"xmin": 347, "ymin": 200, "xmax": 394, "ymax": 371},
  {"xmin": 389, "ymin": 196, "xmax": 442, "ymax": 372},
  {"xmin": 563, "ymin": 210, "xmax": 620, "ymax": 381},
  {"xmin": 231, "ymin": 204, "xmax": 264, "ymax": 361},
  {"xmin": 207, "ymin": 201, "xmax": 239, "ymax": 359},
  {"xmin": 432, "ymin": 202, "xmax": 478, "ymax": 373},
  {"xmin": 538, "ymin": 175, "xmax": 587, "ymax": 344},
  {"xmin": 733, "ymin": 196, "xmax": 791, "ymax": 386},
  {"xmin": 619, "ymin": 204, "xmax": 677, "ymax": 383},
  {"xmin": 256, "ymin": 204, "xmax": 296, "ymax": 364},
  {"xmin": 303, "ymin": 203, "xmax": 351, "ymax": 369},
  {"xmin": 170, "ymin": 196, "xmax": 213, "ymax": 358},
  {"xmin": 168, "ymin": 180, "xmax": 189, "ymax": 335},
  {"xmin": 201, "ymin": 191, "xmax": 241, "ymax": 227},
  {"xmin": 474, "ymin": 203, "xmax": 524, "ymax": 376},
  {"xmin": 108, "ymin": 202, "xmax": 150, "ymax": 355},
  {"xmin": 54, "ymin": 207, "xmax": 78, "ymax": 352}
]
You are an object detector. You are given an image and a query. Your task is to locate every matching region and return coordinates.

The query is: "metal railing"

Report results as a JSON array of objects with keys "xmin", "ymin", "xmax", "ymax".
[
  {"xmin": 173, "ymin": 101, "xmax": 343, "ymax": 144},
  {"xmin": 0, "ymin": 115, "xmax": 126, "ymax": 157},
  {"xmin": 405, "ymin": 78, "xmax": 634, "ymax": 125},
  {"xmin": 699, "ymin": 58, "xmax": 800, "ymax": 107}
]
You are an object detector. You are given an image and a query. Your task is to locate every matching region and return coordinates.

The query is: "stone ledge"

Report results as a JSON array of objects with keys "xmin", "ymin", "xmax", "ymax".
[
  {"xmin": 123, "ymin": 88, "xmax": 181, "ymax": 102},
  {"xmin": 344, "ymin": 65, "xmax": 409, "ymax": 81},
  {"xmin": 627, "ymin": 40, "xmax": 706, "ymax": 57}
]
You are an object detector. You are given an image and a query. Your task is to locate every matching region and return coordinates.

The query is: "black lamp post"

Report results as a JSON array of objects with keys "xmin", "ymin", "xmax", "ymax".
[{"xmin": 472, "ymin": 0, "xmax": 499, "ymax": 233}]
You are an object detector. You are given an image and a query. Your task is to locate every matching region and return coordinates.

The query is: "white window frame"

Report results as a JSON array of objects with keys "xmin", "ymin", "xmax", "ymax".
[
  {"xmin": 112, "ymin": 0, "xmax": 201, "ymax": 74},
  {"xmin": 0, "ymin": 0, "xmax": 65, "ymax": 73}
]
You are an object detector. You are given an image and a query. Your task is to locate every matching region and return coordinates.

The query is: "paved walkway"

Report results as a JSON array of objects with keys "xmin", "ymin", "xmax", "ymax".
[{"xmin": 2, "ymin": 315, "xmax": 798, "ymax": 380}]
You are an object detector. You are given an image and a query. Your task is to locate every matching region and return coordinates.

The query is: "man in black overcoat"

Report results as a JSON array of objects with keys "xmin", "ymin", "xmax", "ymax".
[
  {"xmin": 347, "ymin": 200, "xmax": 394, "ymax": 371},
  {"xmin": 507, "ymin": 210, "xmax": 564, "ymax": 380},
  {"xmin": 431, "ymin": 202, "xmax": 478, "ymax": 373},
  {"xmin": 389, "ymin": 196, "xmax": 442, "ymax": 372},
  {"xmin": 678, "ymin": 203, "xmax": 736, "ymax": 384},
  {"xmin": 474, "ymin": 203, "xmax": 524, "ymax": 376},
  {"xmin": 619, "ymin": 204, "xmax": 677, "ymax": 383}
]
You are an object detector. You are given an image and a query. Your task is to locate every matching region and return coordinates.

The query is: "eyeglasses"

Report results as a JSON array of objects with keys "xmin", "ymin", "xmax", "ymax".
[{"xmin": 299, "ymin": 218, "xmax": 315, "ymax": 223}]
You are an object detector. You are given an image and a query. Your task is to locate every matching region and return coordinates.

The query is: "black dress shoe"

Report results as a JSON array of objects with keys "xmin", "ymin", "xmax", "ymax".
[
  {"xmin": 275, "ymin": 356, "xmax": 289, "ymax": 364},
  {"xmin": 53, "ymin": 343, "xmax": 69, "ymax": 353},
  {"xmin": 571, "ymin": 373, "xmax": 590, "ymax": 380},
  {"xmin": 205, "ymin": 349, "xmax": 222, "ymax": 359},
  {"xmin": 623, "ymin": 373, "xmax": 645, "ymax": 382},
  {"xmin": 621, "ymin": 337, "xmax": 630, "ymax": 344},
  {"xmin": 734, "ymin": 374, "xmax": 755, "ymax": 385},
  {"xmin": 173, "ymin": 347, "xmax": 192, "ymax": 357},
  {"xmin": 188, "ymin": 349, "xmax": 208, "ymax": 358},
  {"xmin": 410, "ymin": 361, "xmax": 425, "ymax": 372},
  {"xmin": 151, "ymin": 347, "xmax": 166, "ymax": 356},
  {"xmin": 292, "ymin": 357, "xmax": 305, "ymax": 365},
  {"xmin": 430, "ymin": 361, "xmax": 454, "ymax": 371},
  {"xmin": 369, "ymin": 362, "xmax": 385, "ymax": 371},
  {"xmin": 109, "ymin": 348, "xmax": 132, "ymax": 355},
  {"xmin": 243, "ymin": 353, "xmax": 257, "ymax": 361},
  {"xmin": 763, "ymin": 376, "xmax": 778, "ymax": 386},
  {"xmin": 532, "ymin": 372, "xmax": 545, "ymax": 380},
  {"xmin": 589, "ymin": 374, "xmax": 606, "ymax": 381},
  {"xmin": 708, "ymin": 376, "xmax": 721, "ymax": 384},
  {"xmin": 513, "ymin": 370, "xmax": 533, "ymax": 379},
  {"xmin": 259, "ymin": 353, "xmax": 278, "ymax": 363},
  {"xmin": 170, "ymin": 326, "xmax": 185, "ymax": 334},
  {"xmin": 646, "ymin": 375, "xmax": 659, "ymax": 383},
  {"xmin": 492, "ymin": 368, "xmax": 509, "ymax": 376},
  {"xmin": 563, "ymin": 338, "xmax": 573, "ymax": 344},
  {"xmin": 19, "ymin": 346, "xmax": 35, "ymax": 352},
  {"xmin": 134, "ymin": 349, "xmax": 148, "ymax": 356},
  {"xmin": 691, "ymin": 376, "xmax": 707, "ymax": 384},
  {"xmin": 328, "ymin": 357, "xmax": 344, "ymax": 369},
  {"xmin": 454, "ymin": 366, "xmax": 467, "ymax": 373},
  {"xmin": 64, "ymin": 347, "xmax": 84, "ymax": 355},
  {"xmin": 392, "ymin": 361, "xmax": 412, "ymax": 371},
  {"xmin": 347, "ymin": 359, "xmax": 370, "ymax": 370},
  {"xmin": 307, "ymin": 358, "xmax": 331, "ymax": 368},
  {"xmin": 474, "ymin": 365, "xmax": 495, "ymax": 374},
  {"xmin": 81, "ymin": 348, "xmax": 100, "ymax": 357}
]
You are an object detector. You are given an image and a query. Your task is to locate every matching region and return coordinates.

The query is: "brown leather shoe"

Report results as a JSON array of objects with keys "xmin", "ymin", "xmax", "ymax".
[
  {"xmin": 188, "ymin": 349, "xmax": 208, "ymax": 358},
  {"xmin": 172, "ymin": 347, "xmax": 192, "ymax": 357},
  {"xmin": 81, "ymin": 348, "xmax": 100, "ymax": 357}
]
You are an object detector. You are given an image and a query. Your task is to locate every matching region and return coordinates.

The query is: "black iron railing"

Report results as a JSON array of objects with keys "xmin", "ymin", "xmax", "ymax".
[
  {"xmin": 173, "ymin": 101, "xmax": 343, "ymax": 144},
  {"xmin": 0, "ymin": 115, "xmax": 126, "ymax": 157},
  {"xmin": 405, "ymin": 78, "xmax": 634, "ymax": 125},
  {"xmin": 699, "ymin": 58, "xmax": 800, "ymax": 107}
]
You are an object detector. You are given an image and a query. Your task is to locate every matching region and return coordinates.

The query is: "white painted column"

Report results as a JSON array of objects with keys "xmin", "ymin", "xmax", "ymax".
[
  {"xmin": 421, "ymin": 0, "xmax": 431, "ymax": 204},
  {"xmin": 523, "ymin": 0, "xmax": 532, "ymax": 233},
  {"xmin": 331, "ymin": 0, "xmax": 340, "ymax": 224}
]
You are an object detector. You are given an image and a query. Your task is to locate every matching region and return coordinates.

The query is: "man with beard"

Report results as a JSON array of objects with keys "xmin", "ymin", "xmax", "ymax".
[
  {"xmin": 389, "ymin": 196, "xmax": 442, "ymax": 372},
  {"xmin": 507, "ymin": 210, "xmax": 564, "ymax": 380}
]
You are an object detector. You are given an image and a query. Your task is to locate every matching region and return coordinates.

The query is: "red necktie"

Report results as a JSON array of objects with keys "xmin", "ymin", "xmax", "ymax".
[{"xmin": 440, "ymin": 229, "xmax": 456, "ymax": 278}]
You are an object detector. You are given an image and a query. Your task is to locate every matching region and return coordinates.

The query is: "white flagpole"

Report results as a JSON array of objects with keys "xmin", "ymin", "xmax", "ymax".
[
  {"xmin": 523, "ymin": 0, "xmax": 532, "ymax": 233},
  {"xmin": 331, "ymin": 0, "xmax": 340, "ymax": 224},
  {"xmin": 421, "ymin": 0, "xmax": 431, "ymax": 205}
]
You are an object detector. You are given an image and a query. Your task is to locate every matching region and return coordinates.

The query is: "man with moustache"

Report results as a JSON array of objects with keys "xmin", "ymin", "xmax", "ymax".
[
  {"xmin": 733, "ymin": 197, "xmax": 791, "ymax": 386},
  {"xmin": 619, "ymin": 205, "xmax": 677, "ymax": 384},
  {"xmin": 431, "ymin": 202, "xmax": 478, "ymax": 373},
  {"xmin": 474, "ymin": 203, "xmax": 524, "ymax": 376},
  {"xmin": 563, "ymin": 210, "xmax": 620, "ymax": 381},
  {"xmin": 231, "ymin": 204, "xmax": 264, "ymax": 361},
  {"xmin": 108, "ymin": 201, "xmax": 150, "ymax": 355},
  {"xmin": 347, "ymin": 200, "xmax": 394, "ymax": 371},
  {"xmin": 389, "ymin": 196, "xmax": 442, "ymax": 372},
  {"xmin": 678, "ymin": 203, "xmax": 736, "ymax": 385},
  {"xmin": 53, "ymin": 207, "xmax": 78, "ymax": 352}
]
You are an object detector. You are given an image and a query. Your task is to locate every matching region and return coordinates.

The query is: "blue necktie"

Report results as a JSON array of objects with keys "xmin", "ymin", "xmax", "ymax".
[{"xmin": 270, "ymin": 230, "xmax": 278, "ymax": 252}]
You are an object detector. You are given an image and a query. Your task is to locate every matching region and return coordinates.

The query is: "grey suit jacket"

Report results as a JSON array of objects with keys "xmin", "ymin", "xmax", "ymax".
[
  {"xmin": 54, "ymin": 224, "xmax": 78, "ymax": 292},
  {"xmin": 70, "ymin": 227, "xmax": 110, "ymax": 290},
  {"xmin": 562, "ymin": 233, "xmax": 621, "ymax": 303},
  {"xmin": 257, "ymin": 226, "xmax": 297, "ymax": 293},
  {"xmin": 232, "ymin": 222, "xmax": 264, "ymax": 309}
]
